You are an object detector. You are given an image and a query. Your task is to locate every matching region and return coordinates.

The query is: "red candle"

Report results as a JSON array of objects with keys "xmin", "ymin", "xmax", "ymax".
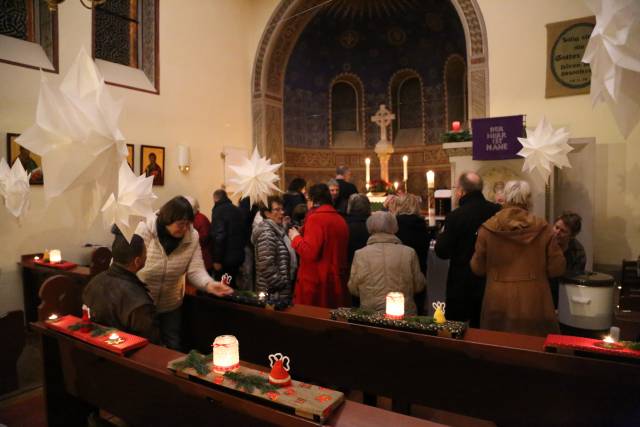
[{"xmin": 451, "ymin": 121, "xmax": 461, "ymax": 132}]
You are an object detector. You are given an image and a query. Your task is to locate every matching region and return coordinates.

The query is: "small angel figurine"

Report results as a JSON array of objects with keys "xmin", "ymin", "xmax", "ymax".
[
  {"xmin": 268, "ymin": 353, "xmax": 291, "ymax": 387},
  {"xmin": 433, "ymin": 301, "xmax": 446, "ymax": 324}
]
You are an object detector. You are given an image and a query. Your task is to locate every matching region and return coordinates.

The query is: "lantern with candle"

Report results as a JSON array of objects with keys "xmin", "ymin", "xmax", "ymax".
[
  {"xmin": 385, "ymin": 292, "xmax": 405, "ymax": 319},
  {"xmin": 212, "ymin": 335, "xmax": 240, "ymax": 373},
  {"xmin": 49, "ymin": 249, "xmax": 62, "ymax": 264}
]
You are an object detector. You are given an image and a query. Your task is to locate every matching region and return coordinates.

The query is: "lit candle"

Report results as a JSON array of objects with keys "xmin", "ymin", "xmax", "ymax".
[
  {"xmin": 451, "ymin": 121, "xmax": 461, "ymax": 132},
  {"xmin": 365, "ymin": 157, "xmax": 371, "ymax": 187},
  {"xmin": 402, "ymin": 155, "xmax": 408, "ymax": 181},
  {"xmin": 385, "ymin": 292, "xmax": 405, "ymax": 319},
  {"xmin": 34, "ymin": 256, "xmax": 40, "ymax": 261},
  {"xmin": 109, "ymin": 333, "xmax": 120, "ymax": 341},
  {"xmin": 603, "ymin": 335, "xmax": 615, "ymax": 344},
  {"xmin": 393, "ymin": 181, "xmax": 399, "ymax": 191},
  {"xmin": 212, "ymin": 335, "xmax": 240, "ymax": 373},
  {"xmin": 47, "ymin": 313, "xmax": 58, "ymax": 321},
  {"xmin": 426, "ymin": 170, "xmax": 435, "ymax": 189},
  {"xmin": 49, "ymin": 249, "xmax": 62, "ymax": 264},
  {"xmin": 258, "ymin": 291, "xmax": 267, "ymax": 301}
]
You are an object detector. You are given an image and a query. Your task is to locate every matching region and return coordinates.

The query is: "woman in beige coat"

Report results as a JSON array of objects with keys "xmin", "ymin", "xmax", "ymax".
[
  {"xmin": 348, "ymin": 211, "xmax": 426, "ymax": 315},
  {"xmin": 470, "ymin": 181, "xmax": 565, "ymax": 336}
]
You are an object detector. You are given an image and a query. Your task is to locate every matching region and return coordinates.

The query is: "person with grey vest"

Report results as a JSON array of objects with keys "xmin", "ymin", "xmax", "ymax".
[
  {"xmin": 252, "ymin": 195, "xmax": 297, "ymax": 304},
  {"xmin": 83, "ymin": 226, "xmax": 159, "ymax": 343}
]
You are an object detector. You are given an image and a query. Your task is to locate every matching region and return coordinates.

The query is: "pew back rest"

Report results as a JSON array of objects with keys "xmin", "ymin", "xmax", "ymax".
[{"xmin": 37, "ymin": 275, "xmax": 83, "ymax": 321}]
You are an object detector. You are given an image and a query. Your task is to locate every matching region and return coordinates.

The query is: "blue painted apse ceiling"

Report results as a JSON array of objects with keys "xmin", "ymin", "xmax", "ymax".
[{"xmin": 284, "ymin": 0, "xmax": 466, "ymax": 148}]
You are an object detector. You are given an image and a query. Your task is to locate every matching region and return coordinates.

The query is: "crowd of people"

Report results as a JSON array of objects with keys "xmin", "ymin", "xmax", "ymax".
[{"xmin": 83, "ymin": 166, "xmax": 587, "ymax": 350}]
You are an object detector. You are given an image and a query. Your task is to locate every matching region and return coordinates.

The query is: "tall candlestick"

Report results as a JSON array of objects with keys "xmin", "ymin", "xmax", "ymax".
[
  {"xmin": 402, "ymin": 155, "xmax": 408, "ymax": 182},
  {"xmin": 365, "ymin": 157, "xmax": 371, "ymax": 186},
  {"xmin": 426, "ymin": 170, "xmax": 435, "ymax": 189}
]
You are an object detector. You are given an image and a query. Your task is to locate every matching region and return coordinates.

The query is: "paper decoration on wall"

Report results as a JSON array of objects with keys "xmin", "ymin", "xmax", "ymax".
[
  {"xmin": 101, "ymin": 161, "xmax": 156, "ymax": 242},
  {"xmin": 228, "ymin": 147, "xmax": 281, "ymax": 207},
  {"xmin": 517, "ymin": 116, "xmax": 573, "ymax": 182},
  {"xmin": 0, "ymin": 158, "xmax": 31, "ymax": 219},
  {"xmin": 15, "ymin": 48, "xmax": 127, "ymax": 204},
  {"xmin": 582, "ymin": 0, "xmax": 640, "ymax": 138}
]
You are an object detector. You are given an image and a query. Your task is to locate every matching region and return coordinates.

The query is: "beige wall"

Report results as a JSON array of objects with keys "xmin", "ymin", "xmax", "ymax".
[
  {"xmin": 478, "ymin": 0, "xmax": 640, "ymax": 265},
  {"xmin": 0, "ymin": 0, "xmax": 276, "ymax": 314},
  {"xmin": 2, "ymin": 0, "xmax": 638, "ymax": 314}
]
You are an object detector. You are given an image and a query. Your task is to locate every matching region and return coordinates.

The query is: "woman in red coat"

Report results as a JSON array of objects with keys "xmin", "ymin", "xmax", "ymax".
[{"xmin": 288, "ymin": 184, "xmax": 350, "ymax": 308}]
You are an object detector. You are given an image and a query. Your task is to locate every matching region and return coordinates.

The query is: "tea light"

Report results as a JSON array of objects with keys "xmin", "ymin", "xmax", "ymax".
[
  {"xmin": 603, "ymin": 335, "xmax": 615, "ymax": 344},
  {"xmin": 385, "ymin": 292, "xmax": 405, "ymax": 319},
  {"xmin": 258, "ymin": 291, "xmax": 267, "ymax": 301},
  {"xmin": 34, "ymin": 256, "xmax": 40, "ymax": 261},
  {"xmin": 451, "ymin": 121, "xmax": 461, "ymax": 132},
  {"xmin": 47, "ymin": 313, "xmax": 59, "ymax": 322},
  {"xmin": 212, "ymin": 335, "xmax": 240, "ymax": 373},
  {"xmin": 49, "ymin": 249, "xmax": 62, "ymax": 264},
  {"xmin": 105, "ymin": 332, "xmax": 125, "ymax": 345}
]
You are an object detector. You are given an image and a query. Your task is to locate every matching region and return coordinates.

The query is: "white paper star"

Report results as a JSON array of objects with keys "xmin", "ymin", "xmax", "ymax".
[
  {"xmin": 15, "ymin": 48, "xmax": 127, "ymax": 202},
  {"xmin": 582, "ymin": 0, "xmax": 640, "ymax": 137},
  {"xmin": 101, "ymin": 161, "xmax": 157, "ymax": 242},
  {"xmin": 228, "ymin": 147, "xmax": 281, "ymax": 207},
  {"xmin": 0, "ymin": 158, "xmax": 31, "ymax": 219},
  {"xmin": 517, "ymin": 117, "xmax": 573, "ymax": 182}
]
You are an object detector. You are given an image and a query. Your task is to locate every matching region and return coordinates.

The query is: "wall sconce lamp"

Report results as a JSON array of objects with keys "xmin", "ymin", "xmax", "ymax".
[{"xmin": 178, "ymin": 145, "xmax": 190, "ymax": 173}]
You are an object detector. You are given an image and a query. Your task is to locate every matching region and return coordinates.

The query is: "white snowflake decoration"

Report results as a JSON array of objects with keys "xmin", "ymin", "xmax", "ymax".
[
  {"xmin": 0, "ymin": 158, "xmax": 31, "ymax": 219},
  {"xmin": 582, "ymin": 0, "xmax": 640, "ymax": 137},
  {"xmin": 101, "ymin": 161, "xmax": 157, "ymax": 242},
  {"xmin": 517, "ymin": 117, "xmax": 573, "ymax": 182},
  {"xmin": 228, "ymin": 147, "xmax": 281, "ymax": 207},
  {"xmin": 16, "ymin": 48, "xmax": 127, "ymax": 202}
]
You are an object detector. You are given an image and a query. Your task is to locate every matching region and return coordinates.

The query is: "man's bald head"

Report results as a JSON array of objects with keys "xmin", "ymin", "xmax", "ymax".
[{"xmin": 458, "ymin": 171, "xmax": 483, "ymax": 195}]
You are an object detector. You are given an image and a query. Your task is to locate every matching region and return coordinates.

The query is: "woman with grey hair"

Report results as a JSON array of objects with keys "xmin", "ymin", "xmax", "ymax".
[
  {"xmin": 348, "ymin": 211, "xmax": 426, "ymax": 315},
  {"xmin": 346, "ymin": 194, "xmax": 371, "ymax": 265},
  {"xmin": 471, "ymin": 180, "xmax": 565, "ymax": 336},
  {"xmin": 328, "ymin": 178, "xmax": 346, "ymax": 214}
]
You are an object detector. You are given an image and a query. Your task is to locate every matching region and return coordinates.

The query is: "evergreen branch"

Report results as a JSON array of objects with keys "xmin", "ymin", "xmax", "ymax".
[
  {"xmin": 171, "ymin": 350, "xmax": 211, "ymax": 376},
  {"xmin": 224, "ymin": 371, "xmax": 278, "ymax": 394}
]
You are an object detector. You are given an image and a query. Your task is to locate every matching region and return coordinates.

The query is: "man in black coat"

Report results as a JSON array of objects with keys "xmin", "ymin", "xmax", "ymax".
[
  {"xmin": 210, "ymin": 189, "xmax": 246, "ymax": 287},
  {"xmin": 435, "ymin": 172, "xmax": 500, "ymax": 327},
  {"xmin": 336, "ymin": 165, "xmax": 358, "ymax": 209}
]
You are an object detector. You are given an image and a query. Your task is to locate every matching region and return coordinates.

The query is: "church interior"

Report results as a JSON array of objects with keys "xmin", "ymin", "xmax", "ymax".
[{"xmin": 1, "ymin": 0, "xmax": 639, "ymax": 426}]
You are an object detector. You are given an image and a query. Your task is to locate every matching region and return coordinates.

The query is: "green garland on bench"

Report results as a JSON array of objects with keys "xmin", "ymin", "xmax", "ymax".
[
  {"xmin": 330, "ymin": 307, "xmax": 467, "ymax": 338},
  {"xmin": 67, "ymin": 322, "xmax": 115, "ymax": 337},
  {"xmin": 171, "ymin": 350, "xmax": 211, "ymax": 376},
  {"xmin": 224, "ymin": 371, "xmax": 279, "ymax": 394}
]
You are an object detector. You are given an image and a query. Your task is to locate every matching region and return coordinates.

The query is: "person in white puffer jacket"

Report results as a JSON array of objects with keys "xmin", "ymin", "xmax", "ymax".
[{"xmin": 136, "ymin": 196, "xmax": 233, "ymax": 350}]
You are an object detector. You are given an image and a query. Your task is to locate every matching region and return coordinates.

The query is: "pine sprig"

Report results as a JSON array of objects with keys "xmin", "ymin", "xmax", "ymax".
[
  {"xmin": 171, "ymin": 350, "xmax": 211, "ymax": 376},
  {"xmin": 622, "ymin": 341, "xmax": 640, "ymax": 351},
  {"xmin": 404, "ymin": 316, "xmax": 435, "ymax": 326},
  {"xmin": 68, "ymin": 322, "xmax": 115, "ymax": 337},
  {"xmin": 224, "ymin": 371, "xmax": 278, "ymax": 394}
]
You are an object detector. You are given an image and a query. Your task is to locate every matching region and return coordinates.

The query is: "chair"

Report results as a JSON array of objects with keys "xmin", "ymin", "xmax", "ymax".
[{"xmin": 37, "ymin": 275, "xmax": 83, "ymax": 322}]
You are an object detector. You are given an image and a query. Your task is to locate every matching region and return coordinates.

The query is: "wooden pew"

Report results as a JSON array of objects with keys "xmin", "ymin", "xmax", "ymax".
[
  {"xmin": 182, "ymin": 293, "xmax": 640, "ymax": 427},
  {"xmin": 0, "ymin": 310, "xmax": 26, "ymax": 395},
  {"xmin": 37, "ymin": 275, "xmax": 83, "ymax": 322},
  {"xmin": 32, "ymin": 322, "xmax": 440, "ymax": 426}
]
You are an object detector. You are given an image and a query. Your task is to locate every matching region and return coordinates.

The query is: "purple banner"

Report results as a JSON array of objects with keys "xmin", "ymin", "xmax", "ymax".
[{"xmin": 471, "ymin": 115, "xmax": 524, "ymax": 160}]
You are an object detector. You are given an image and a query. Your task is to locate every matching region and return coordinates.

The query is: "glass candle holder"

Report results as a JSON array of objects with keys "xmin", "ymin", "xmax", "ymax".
[
  {"xmin": 49, "ymin": 249, "xmax": 62, "ymax": 264},
  {"xmin": 212, "ymin": 335, "xmax": 240, "ymax": 373},
  {"xmin": 385, "ymin": 292, "xmax": 405, "ymax": 319}
]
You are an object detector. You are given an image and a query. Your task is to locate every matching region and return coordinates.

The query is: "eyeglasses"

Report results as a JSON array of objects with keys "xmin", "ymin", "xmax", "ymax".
[{"xmin": 271, "ymin": 207, "xmax": 284, "ymax": 212}]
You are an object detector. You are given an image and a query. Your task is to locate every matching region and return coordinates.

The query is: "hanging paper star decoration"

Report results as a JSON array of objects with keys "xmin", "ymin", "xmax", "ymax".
[
  {"xmin": 101, "ymin": 161, "xmax": 157, "ymax": 242},
  {"xmin": 0, "ymin": 158, "xmax": 31, "ymax": 219},
  {"xmin": 228, "ymin": 147, "xmax": 281, "ymax": 207},
  {"xmin": 15, "ymin": 48, "xmax": 127, "ymax": 202},
  {"xmin": 582, "ymin": 0, "xmax": 640, "ymax": 137},
  {"xmin": 517, "ymin": 117, "xmax": 573, "ymax": 182}
]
